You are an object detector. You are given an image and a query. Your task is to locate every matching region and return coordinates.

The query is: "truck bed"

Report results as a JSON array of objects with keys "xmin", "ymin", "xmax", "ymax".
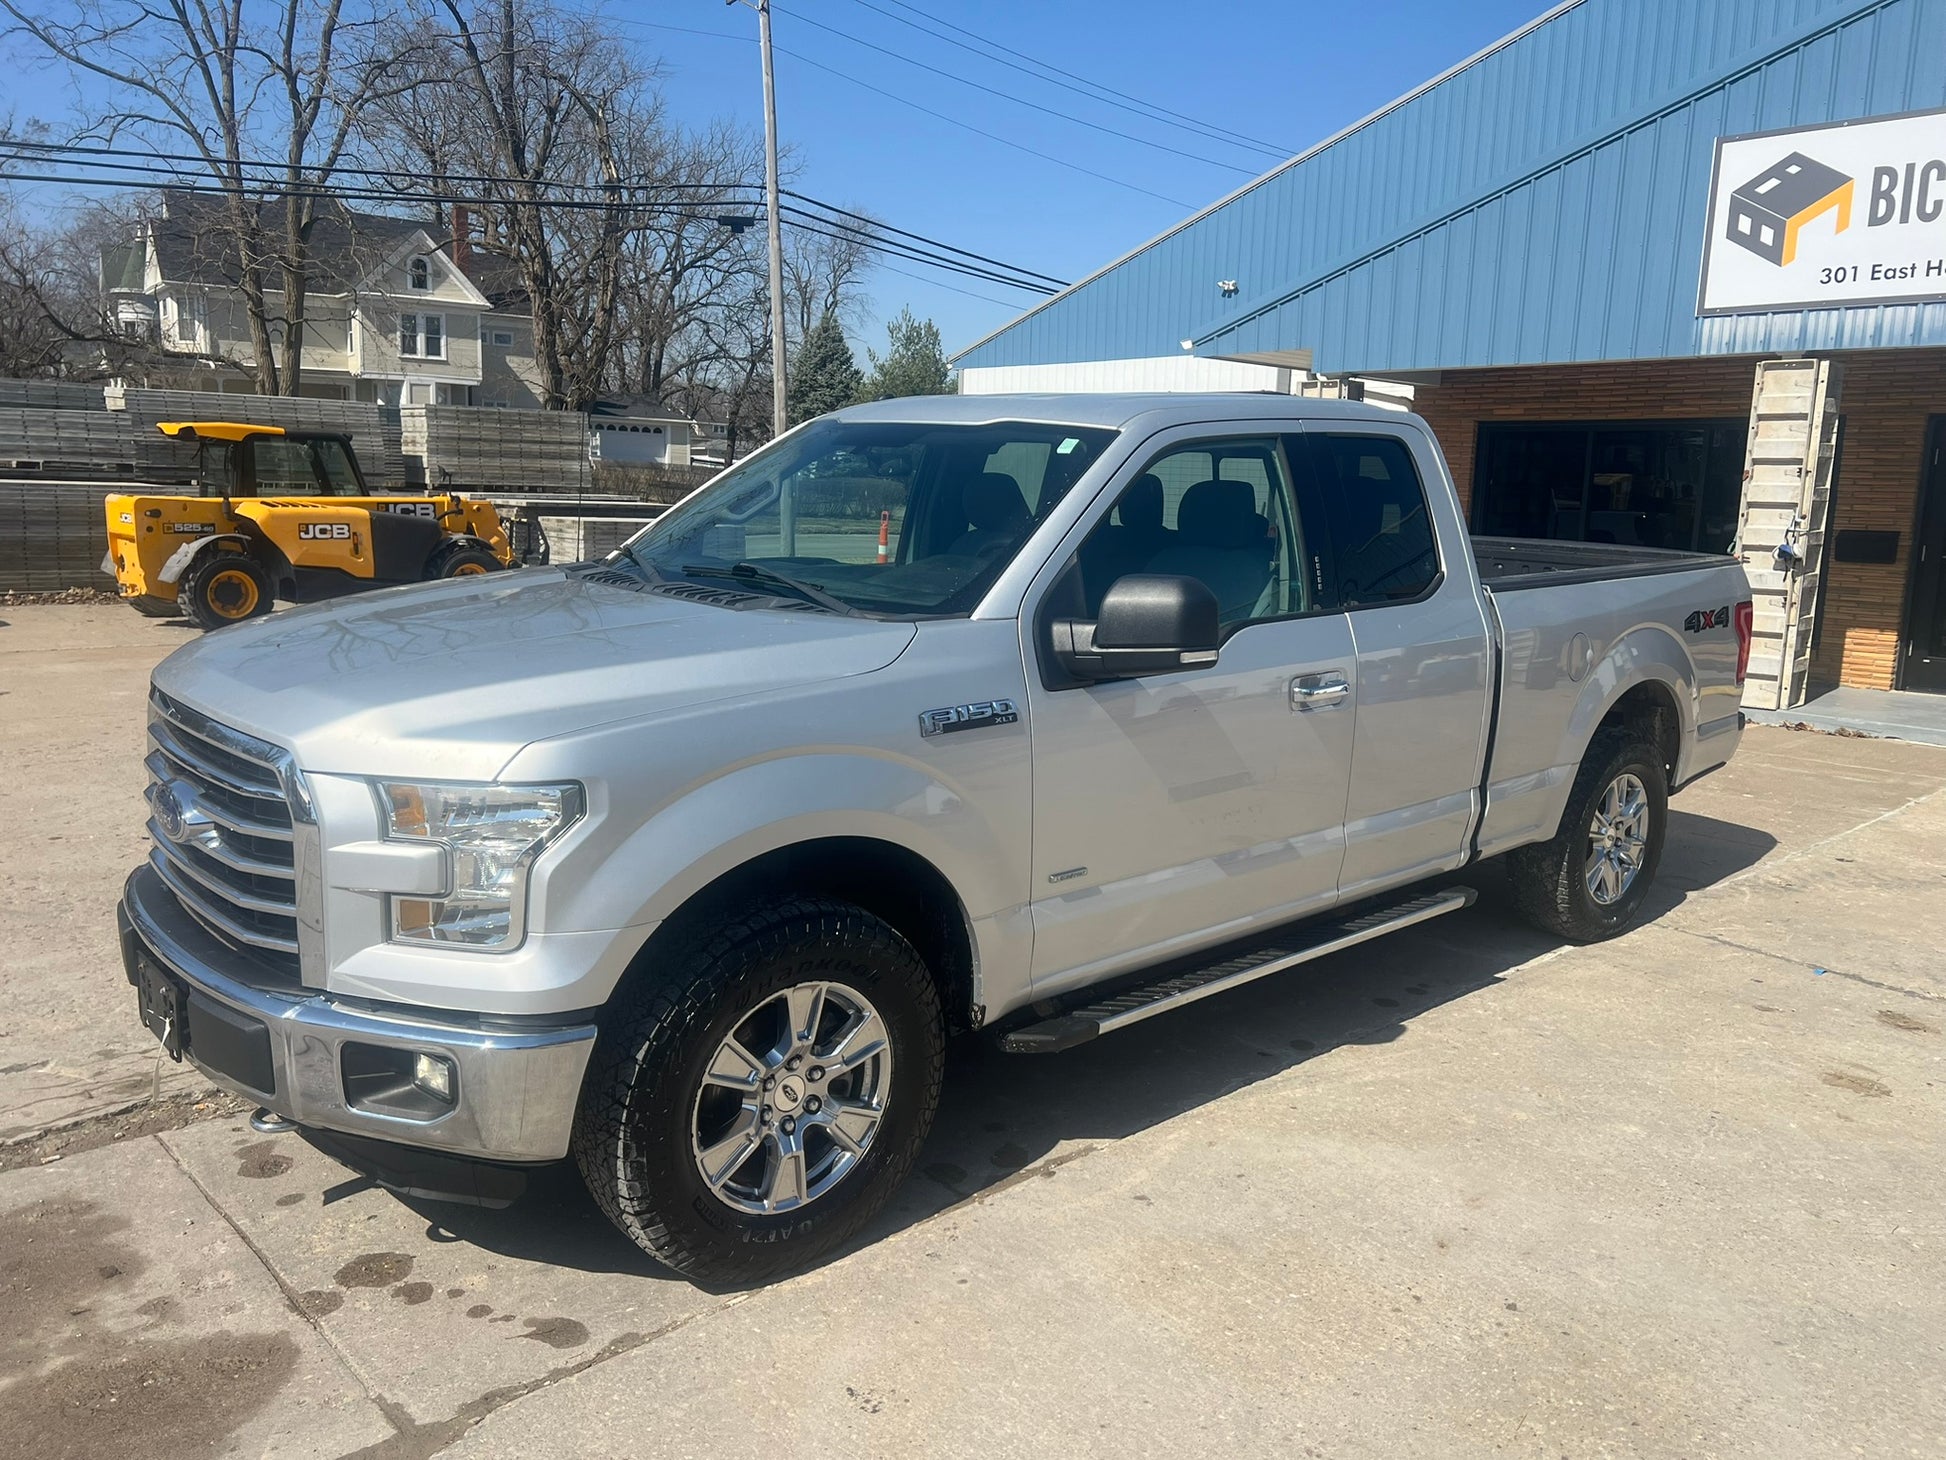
[{"xmin": 1473, "ymin": 536, "xmax": 1736, "ymax": 590}]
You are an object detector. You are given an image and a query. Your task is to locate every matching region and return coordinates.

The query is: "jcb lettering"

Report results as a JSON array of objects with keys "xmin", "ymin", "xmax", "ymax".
[
  {"xmin": 297, "ymin": 522, "xmax": 353, "ymax": 540},
  {"xmin": 386, "ymin": 502, "xmax": 437, "ymax": 518}
]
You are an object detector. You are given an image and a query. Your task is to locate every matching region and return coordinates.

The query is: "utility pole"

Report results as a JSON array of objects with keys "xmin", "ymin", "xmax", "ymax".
[{"xmin": 731, "ymin": 0, "xmax": 789, "ymax": 438}]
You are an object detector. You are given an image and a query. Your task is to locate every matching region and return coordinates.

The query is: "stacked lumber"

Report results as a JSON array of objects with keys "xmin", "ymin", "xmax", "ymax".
[
  {"xmin": 403, "ymin": 405, "xmax": 592, "ymax": 492},
  {"xmin": 0, "ymin": 408, "xmax": 146, "ymax": 478},
  {"xmin": 104, "ymin": 386, "xmax": 406, "ymax": 484}
]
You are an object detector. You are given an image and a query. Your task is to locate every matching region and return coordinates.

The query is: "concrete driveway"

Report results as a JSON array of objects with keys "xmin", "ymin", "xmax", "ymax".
[{"xmin": 1, "ymin": 604, "xmax": 1942, "ymax": 1458}]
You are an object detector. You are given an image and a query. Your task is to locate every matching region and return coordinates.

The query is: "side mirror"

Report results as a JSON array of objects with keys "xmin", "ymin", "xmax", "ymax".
[{"xmin": 1052, "ymin": 574, "xmax": 1221, "ymax": 681}]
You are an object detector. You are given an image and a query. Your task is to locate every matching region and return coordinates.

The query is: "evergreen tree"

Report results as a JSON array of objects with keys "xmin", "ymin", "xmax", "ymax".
[
  {"xmin": 787, "ymin": 311, "xmax": 863, "ymax": 425},
  {"xmin": 863, "ymin": 308, "xmax": 956, "ymax": 400}
]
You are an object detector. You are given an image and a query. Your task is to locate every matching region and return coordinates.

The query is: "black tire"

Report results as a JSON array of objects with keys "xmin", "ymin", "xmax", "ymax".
[
  {"xmin": 1506, "ymin": 727, "xmax": 1668, "ymax": 943},
  {"xmin": 573, "ymin": 896, "xmax": 944, "ymax": 1284},
  {"xmin": 128, "ymin": 594, "xmax": 182, "ymax": 618},
  {"xmin": 428, "ymin": 544, "xmax": 502, "ymax": 579},
  {"xmin": 178, "ymin": 552, "xmax": 273, "ymax": 631}
]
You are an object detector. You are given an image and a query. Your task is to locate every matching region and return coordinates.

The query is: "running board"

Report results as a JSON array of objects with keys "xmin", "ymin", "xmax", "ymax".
[{"xmin": 999, "ymin": 887, "xmax": 1477, "ymax": 1054}]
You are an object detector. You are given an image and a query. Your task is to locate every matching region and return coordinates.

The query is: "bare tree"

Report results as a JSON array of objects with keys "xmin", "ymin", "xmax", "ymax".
[
  {"xmin": 0, "ymin": 185, "xmax": 170, "ymax": 377},
  {"xmin": 413, "ymin": 0, "xmax": 653, "ymax": 410},
  {"xmin": 782, "ymin": 213, "xmax": 878, "ymax": 350},
  {"xmin": 0, "ymin": 0, "xmax": 420, "ymax": 393}
]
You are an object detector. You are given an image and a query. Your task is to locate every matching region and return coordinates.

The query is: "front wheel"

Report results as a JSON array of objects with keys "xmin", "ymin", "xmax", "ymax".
[
  {"xmin": 178, "ymin": 552, "xmax": 273, "ymax": 631},
  {"xmin": 573, "ymin": 897, "xmax": 944, "ymax": 1284},
  {"xmin": 1506, "ymin": 728, "xmax": 1668, "ymax": 943},
  {"xmin": 428, "ymin": 544, "xmax": 502, "ymax": 578}
]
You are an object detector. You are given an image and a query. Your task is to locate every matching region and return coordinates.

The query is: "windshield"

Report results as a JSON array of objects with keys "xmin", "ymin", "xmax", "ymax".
[{"xmin": 614, "ymin": 417, "xmax": 1117, "ymax": 616}]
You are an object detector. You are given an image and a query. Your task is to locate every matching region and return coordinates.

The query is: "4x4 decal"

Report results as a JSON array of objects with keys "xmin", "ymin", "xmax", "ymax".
[{"xmin": 1684, "ymin": 605, "xmax": 1731, "ymax": 633}]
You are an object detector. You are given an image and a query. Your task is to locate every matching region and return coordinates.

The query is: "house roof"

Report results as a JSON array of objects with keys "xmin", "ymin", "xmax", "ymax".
[
  {"xmin": 145, "ymin": 190, "xmax": 429, "ymax": 293},
  {"xmin": 99, "ymin": 241, "xmax": 144, "ymax": 294}
]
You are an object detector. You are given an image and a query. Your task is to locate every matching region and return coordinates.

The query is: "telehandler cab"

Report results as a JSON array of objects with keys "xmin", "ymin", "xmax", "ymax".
[{"xmin": 104, "ymin": 421, "xmax": 518, "ymax": 629}]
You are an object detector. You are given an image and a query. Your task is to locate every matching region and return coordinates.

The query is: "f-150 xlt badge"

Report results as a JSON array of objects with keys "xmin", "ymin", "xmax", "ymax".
[
  {"xmin": 918, "ymin": 699, "xmax": 1020, "ymax": 737},
  {"xmin": 1684, "ymin": 605, "xmax": 1731, "ymax": 633}
]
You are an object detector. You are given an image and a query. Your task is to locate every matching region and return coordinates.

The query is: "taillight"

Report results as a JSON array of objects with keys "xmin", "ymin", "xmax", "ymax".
[{"xmin": 1733, "ymin": 599, "xmax": 1754, "ymax": 684}]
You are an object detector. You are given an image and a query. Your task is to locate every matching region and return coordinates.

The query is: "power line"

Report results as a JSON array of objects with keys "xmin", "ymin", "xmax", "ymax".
[
  {"xmin": 872, "ymin": 260, "xmax": 1020, "ymax": 309},
  {"xmin": 0, "ymin": 135, "xmax": 1067, "ymax": 285},
  {"xmin": 844, "ymin": 0, "xmax": 1293, "ymax": 160},
  {"xmin": 0, "ymin": 139, "xmax": 1064, "ymax": 293},
  {"xmin": 771, "ymin": 4, "xmax": 1256, "ymax": 175},
  {"xmin": 620, "ymin": 19, "xmax": 1191, "ymax": 208}
]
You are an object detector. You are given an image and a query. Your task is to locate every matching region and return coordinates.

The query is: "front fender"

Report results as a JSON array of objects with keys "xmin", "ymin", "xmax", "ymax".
[
  {"xmin": 544, "ymin": 752, "xmax": 1011, "ymax": 934},
  {"xmin": 157, "ymin": 532, "xmax": 252, "ymax": 586}
]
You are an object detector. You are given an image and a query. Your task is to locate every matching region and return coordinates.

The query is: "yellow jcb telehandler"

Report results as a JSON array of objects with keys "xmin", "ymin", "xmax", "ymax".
[{"xmin": 105, "ymin": 421, "xmax": 518, "ymax": 629}]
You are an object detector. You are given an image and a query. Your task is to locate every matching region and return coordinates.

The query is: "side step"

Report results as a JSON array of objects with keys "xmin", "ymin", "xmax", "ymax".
[{"xmin": 999, "ymin": 886, "xmax": 1476, "ymax": 1054}]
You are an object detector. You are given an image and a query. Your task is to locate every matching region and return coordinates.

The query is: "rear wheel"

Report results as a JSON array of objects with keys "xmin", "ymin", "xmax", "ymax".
[
  {"xmin": 428, "ymin": 544, "xmax": 501, "ymax": 578},
  {"xmin": 1506, "ymin": 728, "xmax": 1668, "ymax": 942},
  {"xmin": 573, "ymin": 896, "xmax": 944, "ymax": 1284},
  {"xmin": 178, "ymin": 552, "xmax": 273, "ymax": 631}
]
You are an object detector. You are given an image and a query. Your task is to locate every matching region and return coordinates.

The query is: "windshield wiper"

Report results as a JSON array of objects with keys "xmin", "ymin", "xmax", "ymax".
[{"xmin": 677, "ymin": 562, "xmax": 859, "ymax": 616}]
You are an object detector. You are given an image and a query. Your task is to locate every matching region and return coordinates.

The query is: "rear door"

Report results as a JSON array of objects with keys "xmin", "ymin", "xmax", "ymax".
[
  {"xmin": 1904, "ymin": 417, "xmax": 1946, "ymax": 693},
  {"xmin": 1022, "ymin": 428, "xmax": 1356, "ymax": 999},
  {"xmin": 1290, "ymin": 424, "xmax": 1493, "ymax": 898}
]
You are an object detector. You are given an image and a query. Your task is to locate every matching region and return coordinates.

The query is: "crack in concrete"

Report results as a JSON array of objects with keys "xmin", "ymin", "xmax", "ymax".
[{"xmin": 1664, "ymin": 925, "xmax": 1946, "ymax": 1005}]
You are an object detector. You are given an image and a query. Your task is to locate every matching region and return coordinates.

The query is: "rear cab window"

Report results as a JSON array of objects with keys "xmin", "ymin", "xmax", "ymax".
[{"xmin": 1288, "ymin": 431, "xmax": 1441, "ymax": 608}]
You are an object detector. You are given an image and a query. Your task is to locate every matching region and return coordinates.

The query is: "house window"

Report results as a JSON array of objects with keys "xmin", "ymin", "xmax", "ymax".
[
  {"xmin": 490, "ymin": 330, "xmax": 514, "ymax": 347},
  {"xmin": 400, "ymin": 312, "xmax": 446, "ymax": 360},
  {"xmin": 409, "ymin": 255, "xmax": 430, "ymax": 291}
]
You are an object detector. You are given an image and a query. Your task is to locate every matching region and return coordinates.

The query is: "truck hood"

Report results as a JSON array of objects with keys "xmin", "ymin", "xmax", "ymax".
[{"xmin": 152, "ymin": 569, "xmax": 918, "ymax": 780}]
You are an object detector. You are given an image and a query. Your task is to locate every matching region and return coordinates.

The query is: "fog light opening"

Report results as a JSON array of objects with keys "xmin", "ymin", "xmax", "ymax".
[{"xmin": 413, "ymin": 1052, "xmax": 456, "ymax": 1105}]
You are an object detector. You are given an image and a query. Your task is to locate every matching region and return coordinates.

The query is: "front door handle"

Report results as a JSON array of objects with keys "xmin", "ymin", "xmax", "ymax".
[{"xmin": 1290, "ymin": 673, "xmax": 1350, "ymax": 711}]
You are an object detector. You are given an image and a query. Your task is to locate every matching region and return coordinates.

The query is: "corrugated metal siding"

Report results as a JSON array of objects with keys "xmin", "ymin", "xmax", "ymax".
[{"xmin": 957, "ymin": 0, "xmax": 1946, "ymax": 374}]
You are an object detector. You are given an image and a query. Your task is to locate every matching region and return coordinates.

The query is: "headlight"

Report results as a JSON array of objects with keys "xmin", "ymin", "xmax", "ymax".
[{"xmin": 377, "ymin": 780, "xmax": 583, "ymax": 949}]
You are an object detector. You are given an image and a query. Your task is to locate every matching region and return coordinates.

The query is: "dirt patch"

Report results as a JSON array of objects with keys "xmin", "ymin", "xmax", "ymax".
[
  {"xmin": 334, "ymin": 1252, "xmax": 414, "ymax": 1289},
  {"xmin": 1822, "ymin": 1070, "xmax": 1892, "ymax": 1097},
  {"xmin": 0, "ymin": 1196, "xmax": 297, "ymax": 1458},
  {"xmin": 297, "ymin": 1289, "xmax": 345, "ymax": 1318},
  {"xmin": 0, "ymin": 587, "xmax": 120, "ymax": 607},
  {"xmin": 519, "ymin": 1316, "xmax": 591, "ymax": 1349},
  {"xmin": 1877, "ymin": 1009, "xmax": 1939, "ymax": 1034},
  {"xmin": 0, "ymin": 1329, "xmax": 301, "ymax": 1460},
  {"xmin": 0, "ymin": 1092, "xmax": 249, "ymax": 1173},
  {"xmin": 234, "ymin": 1141, "xmax": 294, "ymax": 1179}
]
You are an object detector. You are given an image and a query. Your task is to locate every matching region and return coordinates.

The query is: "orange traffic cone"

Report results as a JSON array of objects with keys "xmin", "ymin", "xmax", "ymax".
[{"xmin": 877, "ymin": 510, "xmax": 891, "ymax": 564}]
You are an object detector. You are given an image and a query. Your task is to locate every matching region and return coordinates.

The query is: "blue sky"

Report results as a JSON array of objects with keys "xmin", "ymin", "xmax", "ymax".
[{"xmin": 6, "ymin": 0, "xmax": 1547, "ymax": 357}]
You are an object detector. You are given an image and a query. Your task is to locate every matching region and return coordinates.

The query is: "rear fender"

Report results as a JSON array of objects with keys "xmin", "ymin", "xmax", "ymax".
[
  {"xmin": 1480, "ymin": 624, "xmax": 1696, "ymax": 858},
  {"xmin": 158, "ymin": 532, "xmax": 253, "ymax": 586}
]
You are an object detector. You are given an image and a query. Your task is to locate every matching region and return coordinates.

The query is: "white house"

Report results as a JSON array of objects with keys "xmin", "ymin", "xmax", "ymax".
[{"xmin": 101, "ymin": 192, "xmax": 547, "ymax": 409}]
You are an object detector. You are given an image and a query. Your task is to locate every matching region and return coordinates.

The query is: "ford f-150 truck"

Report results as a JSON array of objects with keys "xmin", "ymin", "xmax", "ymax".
[{"xmin": 119, "ymin": 394, "xmax": 1751, "ymax": 1281}]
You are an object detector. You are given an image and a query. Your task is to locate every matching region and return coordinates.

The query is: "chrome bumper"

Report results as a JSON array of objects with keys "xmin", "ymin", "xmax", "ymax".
[{"xmin": 120, "ymin": 864, "xmax": 596, "ymax": 1163}]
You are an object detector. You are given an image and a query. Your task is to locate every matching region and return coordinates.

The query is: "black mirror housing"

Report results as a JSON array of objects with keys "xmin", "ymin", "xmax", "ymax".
[{"xmin": 1053, "ymin": 574, "xmax": 1221, "ymax": 680}]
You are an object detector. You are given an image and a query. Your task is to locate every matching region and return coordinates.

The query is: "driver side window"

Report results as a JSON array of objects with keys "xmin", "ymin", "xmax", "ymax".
[{"xmin": 1075, "ymin": 436, "xmax": 1308, "ymax": 630}]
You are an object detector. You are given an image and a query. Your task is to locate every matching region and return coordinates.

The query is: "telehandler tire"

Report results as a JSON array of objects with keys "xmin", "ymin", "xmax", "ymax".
[
  {"xmin": 429, "ymin": 544, "xmax": 502, "ymax": 578},
  {"xmin": 179, "ymin": 552, "xmax": 274, "ymax": 631}
]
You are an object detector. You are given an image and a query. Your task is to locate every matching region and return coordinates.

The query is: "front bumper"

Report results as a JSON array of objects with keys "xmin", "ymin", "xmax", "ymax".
[{"xmin": 120, "ymin": 864, "xmax": 597, "ymax": 1163}]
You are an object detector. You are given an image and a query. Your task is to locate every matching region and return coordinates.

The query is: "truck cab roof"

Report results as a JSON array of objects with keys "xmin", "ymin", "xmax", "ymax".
[{"xmin": 829, "ymin": 392, "xmax": 1415, "ymax": 435}]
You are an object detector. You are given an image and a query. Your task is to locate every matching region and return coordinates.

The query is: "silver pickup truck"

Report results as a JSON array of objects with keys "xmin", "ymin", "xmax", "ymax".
[{"xmin": 119, "ymin": 394, "xmax": 1750, "ymax": 1280}]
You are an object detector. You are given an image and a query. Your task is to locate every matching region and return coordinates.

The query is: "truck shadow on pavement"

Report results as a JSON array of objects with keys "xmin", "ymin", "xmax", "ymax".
[{"xmin": 374, "ymin": 808, "xmax": 1774, "ymax": 1287}]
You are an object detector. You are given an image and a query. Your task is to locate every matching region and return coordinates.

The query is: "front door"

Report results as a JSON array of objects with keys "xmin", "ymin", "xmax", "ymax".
[
  {"xmin": 1022, "ymin": 431, "xmax": 1357, "ymax": 999},
  {"xmin": 1905, "ymin": 417, "xmax": 1946, "ymax": 693}
]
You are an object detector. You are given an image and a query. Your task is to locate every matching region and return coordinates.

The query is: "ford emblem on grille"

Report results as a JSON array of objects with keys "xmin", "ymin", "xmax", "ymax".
[{"xmin": 150, "ymin": 781, "xmax": 210, "ymax": 844}]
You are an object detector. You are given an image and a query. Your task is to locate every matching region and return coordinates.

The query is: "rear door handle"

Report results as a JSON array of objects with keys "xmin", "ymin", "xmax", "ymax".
[{"xmin": 1290, "ymin": 673, "xmax": 1350, "ymax": 711}]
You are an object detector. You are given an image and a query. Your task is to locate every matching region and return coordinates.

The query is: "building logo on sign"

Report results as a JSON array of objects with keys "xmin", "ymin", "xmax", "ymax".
[
  {"xmin": 1724, "ymin": 152, "xmax": 1853, "ymax": 267},
  {"xmin": 1700, "ymin": 107, "xmax": 1946, "ymax": 315}
]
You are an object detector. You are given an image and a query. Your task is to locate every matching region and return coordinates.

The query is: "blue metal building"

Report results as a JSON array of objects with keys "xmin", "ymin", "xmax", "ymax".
[
  {"xmin": 955, "ymin": 0, "xmax": 1946, "ymax": 702},
  {"xmin": 956, "ymin": 0, "xmax": 1946, "ymax": 376}
]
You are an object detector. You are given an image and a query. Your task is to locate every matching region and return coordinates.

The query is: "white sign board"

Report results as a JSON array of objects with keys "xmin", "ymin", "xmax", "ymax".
[{"xmin": 1699, "ymin": 107, "xmax": 1946, "ymax": 315}]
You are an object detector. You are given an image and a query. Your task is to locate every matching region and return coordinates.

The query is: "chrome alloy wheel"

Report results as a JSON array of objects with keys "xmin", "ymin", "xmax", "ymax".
[
  {"xmin": 690, "ymin": 980, "xmax": 892, "ymax": 1215},
  {"xmin": 1586, "ymin": 771, "xmax": 1650, "ymax": 906}
]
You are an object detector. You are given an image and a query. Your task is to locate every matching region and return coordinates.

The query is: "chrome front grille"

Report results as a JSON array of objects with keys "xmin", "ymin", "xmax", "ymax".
[{"xmin": 146, "ymin": 689, "xmax": 301, "ymax": 981}]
